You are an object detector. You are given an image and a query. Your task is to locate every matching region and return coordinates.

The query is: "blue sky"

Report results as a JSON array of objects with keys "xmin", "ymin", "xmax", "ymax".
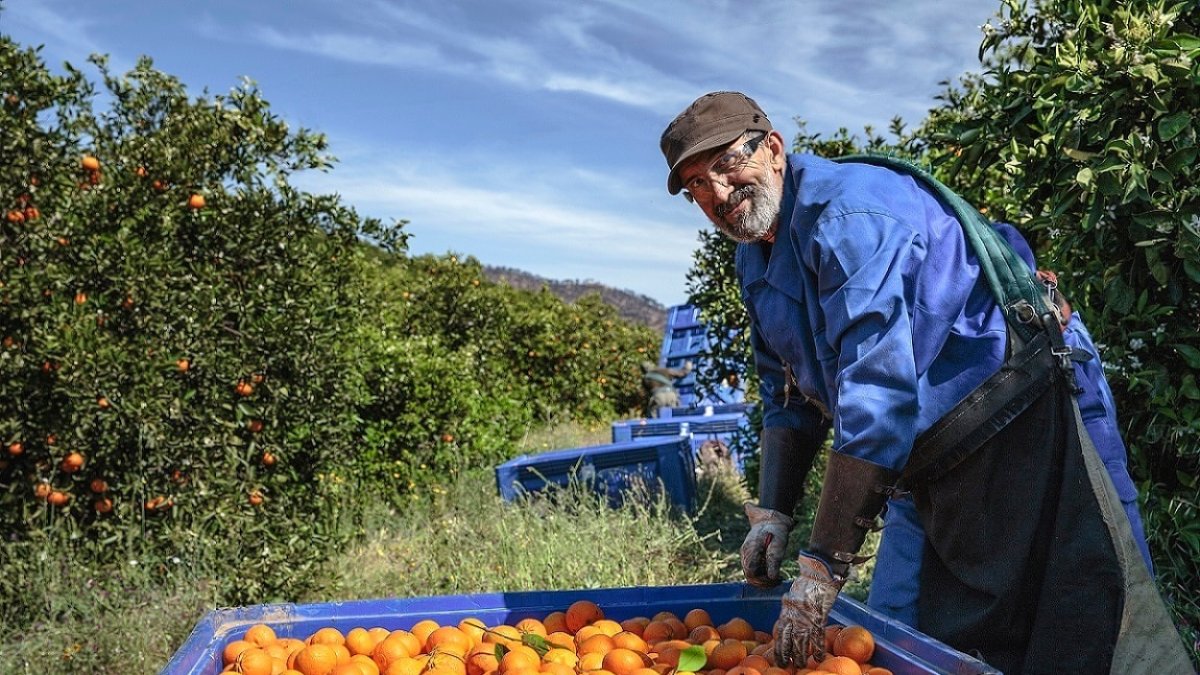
[{"xmin": 3, "ymin": 0, "xmax": 1000, "ymax": 307}]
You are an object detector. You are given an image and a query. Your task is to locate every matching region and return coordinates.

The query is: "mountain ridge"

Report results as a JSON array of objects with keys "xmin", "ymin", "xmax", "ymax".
[{"xmin": 482, "ymin": 265, "xmax": 669, "ymax": 333}]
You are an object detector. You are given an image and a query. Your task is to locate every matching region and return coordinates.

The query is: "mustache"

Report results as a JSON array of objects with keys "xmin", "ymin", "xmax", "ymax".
[{"xmin": 715, "ymin": 185, "xmax": 756, "ymax": 218}]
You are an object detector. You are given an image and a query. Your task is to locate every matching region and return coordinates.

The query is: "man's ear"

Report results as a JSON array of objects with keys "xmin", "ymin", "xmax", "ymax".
[{"xmin": 767, "ymin": 130, "xmax": 787, "ymax": 171}]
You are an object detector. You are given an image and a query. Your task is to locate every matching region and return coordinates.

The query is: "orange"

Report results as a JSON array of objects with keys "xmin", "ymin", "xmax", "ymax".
[
  {"xmin": 309, "ymin": 628, "xmax": 346, "ymax": 647},
  {"xmin": 602, "ymin": 648, "xmax": 646, "ymax": 675},
  {"xmin": 831, "ymin": 626, "xmax": 873, "ymax": 663},
  {"xmin": 430, "ymin": 651, "xmax": 468, "ymax": 675},
  {"xmin": 740, "ymin": 655, "xmax": 771, "ymax": 671},
  {"xmin": 542, "ymin": 648, "xmax": 578, "ymax": 668},
  {"xmin": 652, "ymin": 644, "xmax": 683, "ymax": 669},
  {"xmin": 754, "ymin": 632, "xmax": 772, "ymax": 644},
  {"xmin": 591, "ymin": 619, "xmax": 623, "ymax": 637},
  {"xmin": 726, "ymin": 667, "xmax": 762, "ymax": 675},
  {"xmin": 499, "ymin": 645, "xmax": 541, "ymax": 674},
  {"xmin": 427, "ymin": 626, "xmax": 473, "ymax": 654},
  {"xmin": 718, "ymin": 619, "xmax": 755, "ymax": 642},
  {"xmin": 467, "ymin": 645, "xmax": 501, "ymax": 675},
  {"xmin": 382, "ymin": 657, "xmax": 425, "ymax": 675},
  {"xmin": 542, "ymin": 612, "xmax": 568, "ymax": 634},
  {"xmin": 663, "ymin": 619, "xmax": 687, "ymax": 641},
  {"xmin": 60, "ymin": 451, "xmax": 85, "ymax": 473},
  {"xmin": 386, "ymin": 630, "xmax": 422, "ymax": 657},
  {"xmin": 544, "ymin": 632, "xmax": 574, "ymax": 651},
  {"xmin": 683, "ymin": 609, "xmax": 712, "ymax": 631},
  {"xmin": 294, "ymin": 644, "xmax": 340, "ymax": 675},
  {"xmin": 561, "ymin": 598, "xmax": 600, "ymax": 629},
  {"xmin": 410, "ymin": 619, "xmax": 441, "ymax": 646},
  {"xmin": 514, "ymin": 617, "xmax": 547, "ymax": 637},
  {"xmin": 81, "ymin": 155, "xmax": 100, "ymax": 171},
  {"xmin": 237, "ymin": 648, "xmax": 276, "ymax": 675},
  {"xmin": 611, "ymin": 631, "xmax": 648, "ymax": 654},
  {"xmin": 575, "ymin": 625, "xmax": 603, "ymax": 644},
  {"xmin": 817, "ymin": 656, "xmax": 861, "ymax": 675},
  {"xmin": 347, "ymin": 627, "xmax": 381, "ymax": 656},
  {"xmin": 566, "ymin": 600, "xmax": 604, "ymax": 633},
  {"xmin": 688, "ymin": 626, "xmax": 720, "ymax": 644},
  {"xmin": 762, "ymin": 668, "xmax": 789, "ymax": 675},
  {"xmin": 541, "ymin": 662, "xmax": 575, "ymax": 675},
  {"xmin": 459, "ymin": 618, "xmax": 488, "ymax": 645},
  {"xmin": 631, "ymin": 669, "xmax": 659, "ymax": 675},
  {"xmin": 245, "ymin": 624, "xmax": 277, "ymax": 648},
  {"xmin": 863, "ymin": 668, "xmax": 893, "ymax": 675},
  {"xmin": 579, "ymin": 652, "xmax": 605, "ymax": 671},
  {"xmin": 350, "ymin": 654, "xmax": 380, "ymax": 675},
  {"xmin": 482, "ymin": 624, "xmax": 521, "ymax": 647},
  {"xmin": 619, "ymin": 617, "xmax": 649, "ymax": 637},
  {"xmin": 225, "ymin": 640, "xmax": 256, "ymax": 665},
  {"xmin": 640, "ymin": 622, "xmax": 673, "ymax": 645},
  {"xmin": 329, "ymin": 658, "xmax": 371, "ymax": 675},
  {"xmin": 578, "ymin": 634, "xmax": 616, "ymax": 657},
  {"xmin": 372, "ymin": 637, "xmax": 414, "ymax": 671},
  {"xmin": 708, "ymin": 640, "xmax": 747, "ymax": 670}
]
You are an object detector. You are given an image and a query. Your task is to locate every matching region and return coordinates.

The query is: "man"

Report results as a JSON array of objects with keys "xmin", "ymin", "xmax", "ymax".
[
  {"xmin": 659, "ymin": 91, "xmax": 1189, "ymax": 672},
  {"xmin": 640, "ymin": 359, "xmax": 692, "ymax": 417}
]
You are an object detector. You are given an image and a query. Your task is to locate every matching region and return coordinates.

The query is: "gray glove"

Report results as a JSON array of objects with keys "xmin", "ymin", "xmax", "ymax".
[
  {"xmin": 740, "ymin": 502, "xmax": 794, "ymax": 587},
  {"xmin": 772, "ymin": 552, "xmax": 845, "ymax": 666}
]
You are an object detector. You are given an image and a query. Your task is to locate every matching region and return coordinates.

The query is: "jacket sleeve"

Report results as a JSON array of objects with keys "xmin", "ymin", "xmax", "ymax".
[{"xmin": 802, "ymin": 210, "xmax": 924, "ymax": 471}]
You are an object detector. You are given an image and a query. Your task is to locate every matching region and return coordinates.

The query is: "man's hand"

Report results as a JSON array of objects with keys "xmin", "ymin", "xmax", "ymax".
[
  {"xmin": 740, "ymin": 502, "xmax": 794, "ymax": 587},
  {"xmin": 772, "ymin": 553, "xmax": 845, "ymax": 666}
]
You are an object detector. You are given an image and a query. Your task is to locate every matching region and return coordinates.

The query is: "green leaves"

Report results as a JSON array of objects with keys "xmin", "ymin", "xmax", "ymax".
[
  {"xmin": 1157, "ymin": 111, "xmax": 1191, "ymax": 141},
  {"xmin": 677, "ymin": 645, "xmax": 707, "ymax": 672}
]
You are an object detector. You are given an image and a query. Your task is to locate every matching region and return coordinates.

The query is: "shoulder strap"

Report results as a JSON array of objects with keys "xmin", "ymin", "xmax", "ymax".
[{"xmin": 832, "ymin": 154, "xmax": 1052, "ymax": 343}]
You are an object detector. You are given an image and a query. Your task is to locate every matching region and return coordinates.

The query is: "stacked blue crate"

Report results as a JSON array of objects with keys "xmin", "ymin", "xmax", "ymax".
[
  {"xmin": 611, "ymin": 411, "xmax": 750, "ymax": 472},
  {"xmin": 659, "ymin": 304, "xmax": 745, "ymax": 407},
  {"xmin": 494, "ymin": 436, "xmax": 697, "ymax": 513}
]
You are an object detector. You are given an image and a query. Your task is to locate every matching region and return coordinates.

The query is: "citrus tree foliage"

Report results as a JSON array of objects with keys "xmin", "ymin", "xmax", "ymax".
[
  {"xmin": 0, "ymin": 35, "xmax": 657, "ymax": 617},
  {"xmin": 357, "ymin": 253, "xmax": 658, "ymax": 491},
  {"xmin": 0, "ymin": 42, "xmax": 399, "ymax": 600},
  {"xmin": 918, "ymin": 0, "xmax": 1200, "ymax": 646}
]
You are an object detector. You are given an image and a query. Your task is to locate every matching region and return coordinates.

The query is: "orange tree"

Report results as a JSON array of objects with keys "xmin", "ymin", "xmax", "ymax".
[
  {"xmin": 0, "ymin": 42, "xmax": 401, "ymax": 605},
  {"xmin": 355, "ymin": 252, "xmax": 659, "ymax": 493}
]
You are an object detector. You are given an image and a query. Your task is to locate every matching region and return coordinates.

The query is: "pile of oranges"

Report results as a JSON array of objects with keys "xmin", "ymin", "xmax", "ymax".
[{"xmin": 216, "ymin": 600, "xmax": 893, "ymax": 675}]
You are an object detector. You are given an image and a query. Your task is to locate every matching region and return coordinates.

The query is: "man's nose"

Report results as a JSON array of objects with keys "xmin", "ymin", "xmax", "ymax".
[{"xmin": 709, "ymin": 178, "xmax": 736, "ymax": 203}]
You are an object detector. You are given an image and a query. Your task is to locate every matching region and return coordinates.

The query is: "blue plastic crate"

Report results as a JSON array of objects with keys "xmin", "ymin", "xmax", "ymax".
[
  {"xmin": 164, "ymin": 582, "xmax": 999, "ymax": 675},
  {"xmin": 660, "ymin": 402, "xmax": 757, "ymax": 418},
  {"xmin": 494, "ymin": 437, "xmax": 696, "ymax": 513},
  {"xmin": 611, "ymin": 412, "xmax": 750, "ymax": 472}
]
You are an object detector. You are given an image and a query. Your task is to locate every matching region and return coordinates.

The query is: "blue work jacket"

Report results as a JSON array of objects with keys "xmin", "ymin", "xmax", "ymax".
[{"xmin": 737, "ymin": 153, "xmax": 1008, "ymax": 471}]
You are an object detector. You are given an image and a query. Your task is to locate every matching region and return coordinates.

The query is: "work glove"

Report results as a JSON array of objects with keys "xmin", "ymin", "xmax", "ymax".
[
  {"xmin": 773, "ymin": 552, "xmax": 846, "ymax": 666},
  {"xmin": 740, "ymin": 502, "xmax": 794, "ymax": 587}
]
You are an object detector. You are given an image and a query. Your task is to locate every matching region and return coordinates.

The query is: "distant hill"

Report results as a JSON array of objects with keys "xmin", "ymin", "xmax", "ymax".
[{"xmin": 482, "ymin": 265, "xmax": 668, "ymax": 332}]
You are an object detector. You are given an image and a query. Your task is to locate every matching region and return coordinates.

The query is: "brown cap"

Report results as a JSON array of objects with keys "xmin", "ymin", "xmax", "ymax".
[{"xmin": 660, "ymin": 91, "xmax": 773, "ymax": 194}]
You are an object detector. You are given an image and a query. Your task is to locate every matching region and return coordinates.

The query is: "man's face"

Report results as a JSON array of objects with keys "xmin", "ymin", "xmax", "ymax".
[{"xmin": 678, "ymin": 131, "xmax": 785, "ymax": 243}]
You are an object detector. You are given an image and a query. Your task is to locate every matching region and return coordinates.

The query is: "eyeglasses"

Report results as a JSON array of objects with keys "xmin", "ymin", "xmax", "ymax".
[{"xmin": 682, "ymin": 133, "xmax": 767, "ymax": 204}]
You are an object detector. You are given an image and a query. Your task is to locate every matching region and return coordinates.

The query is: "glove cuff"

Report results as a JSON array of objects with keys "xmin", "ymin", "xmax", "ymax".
[
  {"xmin": 796, "ymin": 550, "xmax": 848, "ymax": 587},
  {"xmin": 808, "ymin": 452, "xmax": 899, "ymax": 576},
  {"xmin": 744, "ymin": 502, "xmax": 795, "ymax": 530}
]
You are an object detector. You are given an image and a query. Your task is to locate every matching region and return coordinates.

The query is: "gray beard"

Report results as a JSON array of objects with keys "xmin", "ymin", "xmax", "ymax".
[{"xmin": 711, "ymin": 179, "xmax": 781, "ymax": 243}]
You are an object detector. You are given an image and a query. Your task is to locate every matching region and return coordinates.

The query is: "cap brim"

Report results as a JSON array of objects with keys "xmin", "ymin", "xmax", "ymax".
[{"xmin": 666, "ymin": 130, "xmax": 746, "ymax": 195}]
